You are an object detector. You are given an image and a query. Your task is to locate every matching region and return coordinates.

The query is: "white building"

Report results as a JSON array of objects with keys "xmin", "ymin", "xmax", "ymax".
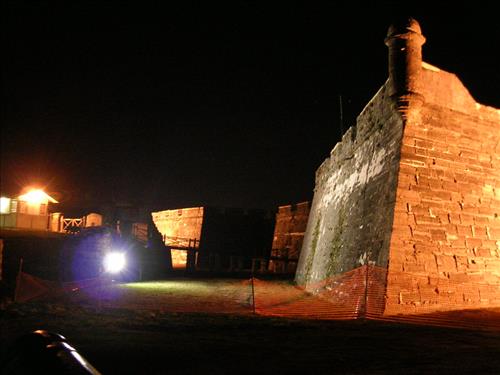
[{"xmin": 0, "ymin": 189, "xmax": 58, "ymax": 231}]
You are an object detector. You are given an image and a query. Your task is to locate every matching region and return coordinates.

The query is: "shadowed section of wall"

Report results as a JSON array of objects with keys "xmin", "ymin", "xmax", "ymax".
[{"xmin": 295, "ymin": 83, "xmax": 403, "ymax": 286}]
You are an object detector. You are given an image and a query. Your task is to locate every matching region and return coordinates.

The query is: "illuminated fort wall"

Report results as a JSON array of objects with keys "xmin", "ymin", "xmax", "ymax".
[
  {"xmin": 385, "ymin": 62, "xmax": 500, "ymax": 313},
  {"xmin": 296, "ymin": 19, "xmax": 500, "ymax": 313},
  {"xmin": 151, "ymin": 207, "xmax": 204, "ymax": 268},
  {"xmin": 269, "ymin": 201, "xmax": 310, "ymax": 273},
  {"xmin": 152, "ymin": 207, "xmax": 274, "ymax": 270}
]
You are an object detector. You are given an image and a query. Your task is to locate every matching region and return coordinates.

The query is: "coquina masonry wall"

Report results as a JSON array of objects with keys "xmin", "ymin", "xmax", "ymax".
[
  {"xmin": 296, "ymin": 83, "xmax": 403, "ymax": 285},
  {"xmin": 296, "ymin": 19, "xmax": 500, "ymax": 314},
  {"xmin": 152, "ymin": 207, "xmax": 204, "ymax": 245},
  {"xmin": 272, "ymin": 202, "xmax": 310, "ymax": 260},
  {"xmin": 385, "ymin": 64, "xmax": 500, "ymax": 314}
]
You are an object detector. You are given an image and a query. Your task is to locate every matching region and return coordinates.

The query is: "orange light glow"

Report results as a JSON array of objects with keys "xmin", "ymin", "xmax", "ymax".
[{"xmin": 18, "ymin": 189, "xmax": 58, "ymax": 204}]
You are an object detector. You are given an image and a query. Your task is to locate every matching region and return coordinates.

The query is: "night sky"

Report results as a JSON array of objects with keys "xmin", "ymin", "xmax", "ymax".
[{"xmin": 2, "ymin": 1, "xmax": 499, "ymax": 211}]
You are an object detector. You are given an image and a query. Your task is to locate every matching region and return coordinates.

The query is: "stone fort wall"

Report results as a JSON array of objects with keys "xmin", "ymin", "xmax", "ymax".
[
  {"xmin": 271, "ymin": 201, "xmax": 310, "ymax": 260},
  {"xmin": 296, "ymin": 83, "xmax": 403, "ymax": 285},
  {"xmin": 296, "ymin": 19, "xmax": 500, "ymax": 314},
  {"xmin": 385, "ymin": 64, "xmax": 500, "ymax": 313}
]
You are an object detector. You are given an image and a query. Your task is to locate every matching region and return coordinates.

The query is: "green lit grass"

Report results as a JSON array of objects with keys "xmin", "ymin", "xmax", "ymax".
[{"xmin": 122, "ymin": 280, "xmax": 222, "ymax": 293}]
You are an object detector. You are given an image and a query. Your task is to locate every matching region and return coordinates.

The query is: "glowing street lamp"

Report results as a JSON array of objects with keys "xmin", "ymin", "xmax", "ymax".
[
  {"xmin": 103, "ymin": 252, "xmax": 126, "ymax": 274},
  {"xmin": 18, "ymin": 189, "xmax": 58, "ymax": 204}
]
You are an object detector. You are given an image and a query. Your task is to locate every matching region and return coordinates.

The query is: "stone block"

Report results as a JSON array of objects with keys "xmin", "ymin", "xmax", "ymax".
[
  {"xmin": 414, "ymin": 215, "xmax": 441, "ymax": 225},
  {"xmin": 465, "ymin": 238, "xmax": 483, "ymax": 248},
  {"xmin": 448, "ymin": 273, "xmax": 470, "ymax": 283},
  {"xmin": 435, "ymin": 255, "xmax": 456, "ymax": 271},
  {"xmin": 403, "ymin": 262, "xmax": 426, "ymax": 273},
  {"xmin": 430, "ymin": 229, "xmax": 446, "ymax": 241}
]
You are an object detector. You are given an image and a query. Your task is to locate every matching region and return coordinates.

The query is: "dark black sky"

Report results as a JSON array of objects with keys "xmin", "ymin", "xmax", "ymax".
[{"xmin": 2, "ymin": 1, "xmax": 499, "ymax": 211}]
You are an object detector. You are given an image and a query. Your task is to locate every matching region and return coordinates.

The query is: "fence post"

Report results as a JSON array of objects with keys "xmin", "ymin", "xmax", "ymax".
[
  {"xmin": 363, "ymin": 263, "xmax": 370, "ymax": 318},
  {"xmin": 251, "ymin": 274, "xmax": 256, "ymax": 315},
  {"xmin": 14, "ymin": 257, "xmax": 24, "ymax": 302}
]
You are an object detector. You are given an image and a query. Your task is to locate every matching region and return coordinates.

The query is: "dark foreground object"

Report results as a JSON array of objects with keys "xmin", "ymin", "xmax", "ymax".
[
  {"xmin": 1, "ymin": 330, "xmax": 101, "ymax": 375},
  {"xmin": 2, "ymin": 302, "xmax": 500, "ymax": 375}
]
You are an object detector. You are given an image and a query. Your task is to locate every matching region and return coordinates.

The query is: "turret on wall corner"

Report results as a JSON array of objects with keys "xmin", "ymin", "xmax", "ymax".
[{"xmin": 385, "ymin": 18, "xmax": 426, "ymax": 119}]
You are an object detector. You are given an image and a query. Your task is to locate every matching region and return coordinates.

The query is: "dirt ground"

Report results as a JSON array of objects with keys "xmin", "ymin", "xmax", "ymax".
[{"xmin": 1, "ymin": 278, "xmax": 500, "ymax": 374}]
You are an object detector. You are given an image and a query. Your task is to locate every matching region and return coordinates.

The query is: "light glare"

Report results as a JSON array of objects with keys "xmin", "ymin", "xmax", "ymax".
[
  {"xmin": 18, "ymin": 189, "xmax": 58, "ymax": 204},
  {"xmin": 0, "ymin": 197, "xmax": 11, "ymax": 214},
  {"xmin": 103, "ymin": 252, "xmax": 126, "ymax": 273}
]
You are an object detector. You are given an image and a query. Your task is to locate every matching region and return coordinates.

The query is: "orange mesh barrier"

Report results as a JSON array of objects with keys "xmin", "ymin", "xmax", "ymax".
[
  {"xmin": 14, "ymin": 272, "xmax": 59, "ymax": 302},
  {"xmin": 13, "ymin": 268, "xmax": 500, "ymax": 330},
  {"xmin": 254, "ymin": 265, "xmax": 500, "ymax": 330},
  {"xmin": 14, "ymin": 272, "xmax": 107, "ymax": 302},
  {"xmin": 253, "ymin": 279, "xmax": 349, "ymax": 319},
  {"xmin": 253, "ymin": 265, "xmax": 387, "ymax": 320}
]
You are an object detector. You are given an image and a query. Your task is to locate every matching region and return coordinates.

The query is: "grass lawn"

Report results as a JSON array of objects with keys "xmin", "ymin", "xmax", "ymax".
[{"xmin": 1, "ymin": 279, "xmax": 500, "ymax": 374}]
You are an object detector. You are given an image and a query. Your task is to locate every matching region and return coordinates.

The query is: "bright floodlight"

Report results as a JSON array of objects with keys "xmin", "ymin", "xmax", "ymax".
[
  {"xmin": 103, "ymin": 252, "xmax": 126, "ymax": 274},
  {"xmin": 19, "ymin": 189, "xmax": 46, "ymax": 204},
  {"xmin": 18, "ymin": 189, "xmax": 58, "ymax": 204}
]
